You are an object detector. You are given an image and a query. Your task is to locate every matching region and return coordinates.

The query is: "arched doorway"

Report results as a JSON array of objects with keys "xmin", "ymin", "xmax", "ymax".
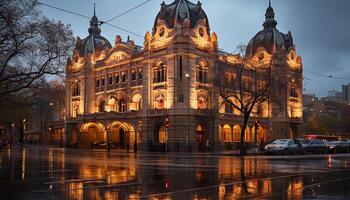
[
  {"xmin": 152, "ymin": 123, "xmax": 167, "ymax": 152},
  {"xmin": 196, "ymin": 125, "xmax": 206, "ymax": 152},
  {"xmin": 109, "ymin": 121, "xmax": 137, "ymax": 150},
  {"xmin": 80, "ymin": 123, "xmax": 106, "ymax": 148}
]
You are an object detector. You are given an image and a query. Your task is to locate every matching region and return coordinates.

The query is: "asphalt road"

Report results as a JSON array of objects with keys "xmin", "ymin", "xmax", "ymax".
[{"xmin": 1, "ymin": 145, "xmax": 350, "ymax": 199}]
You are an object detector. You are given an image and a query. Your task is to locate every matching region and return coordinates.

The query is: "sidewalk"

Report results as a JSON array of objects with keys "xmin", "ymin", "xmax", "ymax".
[{"xmin": 19, "ymin": 143, "xmax": 264, "ymax": 156}]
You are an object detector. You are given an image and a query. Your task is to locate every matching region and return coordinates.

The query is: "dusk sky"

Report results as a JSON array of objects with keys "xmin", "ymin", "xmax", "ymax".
[{"xmin": 39, "ymin": 0, "xmax": 350, "ymax": 97}]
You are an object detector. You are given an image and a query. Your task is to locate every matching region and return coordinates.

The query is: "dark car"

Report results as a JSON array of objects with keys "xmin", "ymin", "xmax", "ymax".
[
  {"xmin": 305, "ymin": 139, "xmax": 327, "ymax": 154},
  {"xmin": 295, "ymin": 138, "xmax": 308, "ymax": 154},
  {"xmin": 326, "ymin": 141, "xmax": 349, "ymax": 154}
]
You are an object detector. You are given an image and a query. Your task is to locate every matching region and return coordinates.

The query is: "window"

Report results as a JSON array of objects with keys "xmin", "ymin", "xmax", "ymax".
[
  {"xmin": 290, "ymin": 78, "xmax": 298, "ymax": 97},
  {"xmin": 122, "ymin": 72, "xmax": 127, "ymax": 82},
  {"xmin": 138, "ymin": 68, "xmax": 143, "ymax": 79},
  {"xmin": 242, "ymin": 77, "xmax": 252, "ymax": 91},
  {"xmin": 72, "ymin": 83, "xmax": 80, "ymax": 97},
  {"xmin": 114, "ymin": 73, "xmax": 119, "ymax": 84},
  {"xmin": 225, "ymin": 101, "xmax": 233, "ymax": 114},
  {"xmin": 118, "ymin": 98, "xmax": 126, "ymax": 112},
  {"xmin": 108, "ymin": 75, "xmax": 113, "ymax": 85},
  {"xmin": 99, "ymin": 100, "xmax": 106, "ymax": 112},
  {"xmin": 96, "ymin": 79, "xmax": 100, "ymax": 87},
  {"xmin": 290, "ymin": 84, "xmax": 297, "ymax": 97},
  {"xmin": 196, "ymin": 61, "xmax": 207, "ymax": 83},
  {"xmin": 101, "ymin": 77, "xmax": 105, "ymax": 86},
  {"xmin": 179, "ymin": 56, "xmax": 183, "ymax": 81},
  {"xmin": 153, "ymin": 62, "xmax": 166, "ymax": 83},
  {"xmin": 132, "ymin": 69, "xmax": 137, "ymax": 81},
  {"xmin": 257, "ymin": 81, "xmax": 266, "ymax": 92}
]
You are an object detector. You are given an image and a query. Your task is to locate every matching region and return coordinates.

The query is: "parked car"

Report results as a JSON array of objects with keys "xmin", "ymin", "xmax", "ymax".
[
  {"xmin": 305, "ymin": 139, "xmax": 327, "ymax": 154},
  {"xmin": 295, "ymin": 138, "xmax": 308, "ymax": 154},
  {"xmin": 264, "ymin": 139, "xmax": 303, "ymax": 155},
  {"xmin": 326, "ymin": 141, "xmax": 349, "ymax": 154}
]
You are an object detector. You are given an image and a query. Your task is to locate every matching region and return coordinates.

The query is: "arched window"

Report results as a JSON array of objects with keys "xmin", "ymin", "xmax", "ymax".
[
  {"xmin": 290, "ymin": 78, "xmax": 298, "ymax": 97},
  {"xmin": 131, "ymin": 93, "xmax": 143, "ymax": 111},
  {"xmin": 106, "ymin": 97, "xmax": 117, "ymax": 112},
  {"xmin": 118, "ymin": 98, "xmax": 126, "ymax": 112},
  {"xmin": 99, "ymin": 100, "xmax": 106, "ymax": 112},
  {"xmin": 153, "ymin": 61, "xmax": 166, "ymax": 83},
  {"xmin": 72, "ymin": 82, "xmax": 80, "ymax": 97},
  {"xmin": 196, "ymin": 60, "xmax": 208, "ymax": 83}
]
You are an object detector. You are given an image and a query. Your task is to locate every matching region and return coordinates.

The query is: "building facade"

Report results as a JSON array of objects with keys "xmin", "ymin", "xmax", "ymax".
[
  {"xmin": 64, "ymin": 0, "xmax": 303, "ymax": 151},
  {"xmin": 342, "ymin": 84, "xmax": 350, "ymax": 104}
]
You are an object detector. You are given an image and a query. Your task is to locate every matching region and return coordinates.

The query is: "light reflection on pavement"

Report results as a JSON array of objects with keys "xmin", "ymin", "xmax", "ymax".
[{"xmin": 1, "ymin": 146, "xmax": 350, "ymax": 199}]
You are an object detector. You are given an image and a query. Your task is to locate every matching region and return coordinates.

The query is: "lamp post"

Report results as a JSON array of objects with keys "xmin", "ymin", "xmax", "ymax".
[{"xmin": 185, "ymin": 73, "xmax": 191, "ymax": 152}]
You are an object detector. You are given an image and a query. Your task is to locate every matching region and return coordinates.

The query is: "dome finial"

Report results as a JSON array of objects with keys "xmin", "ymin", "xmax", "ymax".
[
  {"xmin": 263, "ymin": 0, "xmax": 277, "ymax": 29},
  {"xmin": 88, "ymin": 3, "xmax": 101, "ymax": 35},
  {"xmin": 93, "ymin": 3, "xmax": 96, "ymax": 16}
]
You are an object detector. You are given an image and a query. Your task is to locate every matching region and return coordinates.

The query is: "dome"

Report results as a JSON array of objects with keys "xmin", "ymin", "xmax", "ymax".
[
  {"xmin": 75, "ymin": 35, "xmax": 111, "ymax": 57},
  {"xmin": 74, "ymin": 7, "xmax": 111, "ymax": 57},
  {"xmin": 246, "ymin": 29, "xmax": 294, "ymax": 58},
  {"xmin": 154, "ymin": 0, "xmax": 210, "ymax": 31},
  {"xmin": 245, "ymin": 1, "xmax": 294, "ymax": 58}
]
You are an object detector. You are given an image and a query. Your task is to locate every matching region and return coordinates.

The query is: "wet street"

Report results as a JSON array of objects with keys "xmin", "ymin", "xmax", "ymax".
[{"xmin": 1, "ymin": 146, "xmax": 350, "ymax": 199}]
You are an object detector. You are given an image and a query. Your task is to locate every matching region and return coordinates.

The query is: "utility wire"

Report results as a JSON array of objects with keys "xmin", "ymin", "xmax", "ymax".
[
  {"xmin": 103, "ymin": 0, "xmax": 152, "ymax": 23},
  {"xmin": 37, "ymin": 2, "xmax": 90, "ymax": 19},
  {"xmin": 37, "ymin": 2, "xmax": 143, "ymax": 38},
  {"xmin": 103, "ymin": 22, "xmax": 143, "ymax": 38},
  {"xmin": 304, "ymin": 69, "xmax": 350, "ymax": 80}
]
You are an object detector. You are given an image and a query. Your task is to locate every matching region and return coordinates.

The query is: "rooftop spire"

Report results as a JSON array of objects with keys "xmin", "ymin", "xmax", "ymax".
[
  {"xmin": 263, "ymin": 0, "xmax": 277, "ymax": 29},
  {"xmin": 88, "ymin": 3, "xmax": 101, "ymax": 35}
]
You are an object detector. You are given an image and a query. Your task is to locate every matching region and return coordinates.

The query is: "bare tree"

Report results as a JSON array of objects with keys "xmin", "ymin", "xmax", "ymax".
[
  {"xmin": 219, "ymin": 45, "xmax": 273, "ymax": 155},
  {"xmin": 0, "ymin": 0, "xmax": 74, "ymax": 96}
]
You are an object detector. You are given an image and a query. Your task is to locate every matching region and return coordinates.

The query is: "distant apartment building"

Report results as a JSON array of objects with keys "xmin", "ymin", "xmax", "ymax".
[{"xmin": 342, "ymin": 84, "xmax": 350, "ymax": 103}]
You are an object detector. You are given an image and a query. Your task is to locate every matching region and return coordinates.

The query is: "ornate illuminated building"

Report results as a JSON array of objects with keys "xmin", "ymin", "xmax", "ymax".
[{"xmin": 64, "ymin": 0, "xmax": 303, "ymax": 151}]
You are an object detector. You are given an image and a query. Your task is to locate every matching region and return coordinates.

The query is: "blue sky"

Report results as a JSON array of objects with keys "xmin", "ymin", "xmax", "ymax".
[{"xmin": 39, "ymin": 0, "xmax": 350, "ymax": 97}]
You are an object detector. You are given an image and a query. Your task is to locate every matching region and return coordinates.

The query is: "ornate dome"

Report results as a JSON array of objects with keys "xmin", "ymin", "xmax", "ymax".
[
  {"xmin": 246, "ymin": 1, "xmax": 294, "ymax": 58},
  {"xmin": 154, "ymin": 0, "xmax": 210, "ymax": 31},
  {"xmin": 74, "ymin": 7, "xmax": 111, "ymax": 57}
]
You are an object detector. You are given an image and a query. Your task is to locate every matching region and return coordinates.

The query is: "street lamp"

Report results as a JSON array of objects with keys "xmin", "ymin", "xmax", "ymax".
[{"xmin": 185, "ymin": 73, "xmax": 191, "ymax": 151}]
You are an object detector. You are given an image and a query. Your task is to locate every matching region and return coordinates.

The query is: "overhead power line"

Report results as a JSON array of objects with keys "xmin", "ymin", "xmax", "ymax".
[
  {"xmin": 304, "ymin": 69, "xmax": 350, "ymax": 80},
  {"xmin": 104, "ymin": 0, "xmax": 152, "ymax": 23},
  {"xmin": 37, "ymin": 2, "xmax": 90, "ymax": 19},
  {"xmin": 37, "ymin": 2, "xmax": 144, "ymax": 38}
]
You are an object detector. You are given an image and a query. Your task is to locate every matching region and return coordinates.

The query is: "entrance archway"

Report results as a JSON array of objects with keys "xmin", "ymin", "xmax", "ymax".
[
  {"xmin": 80, "ymin": 123, "xmax": 106, "ymax": 148},
  {"xmin": 151, "ymin": 122, "xmax": 168, "ymax": 152},
  {"xmin": 109, "ymin": 121, "xmax": 137, "ymax": 149}
]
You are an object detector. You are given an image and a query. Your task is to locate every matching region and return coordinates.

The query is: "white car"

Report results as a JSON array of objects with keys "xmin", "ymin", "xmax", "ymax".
[{"xmin": 264, "ymin": 139, "xmax": 303, "ymax": 155}]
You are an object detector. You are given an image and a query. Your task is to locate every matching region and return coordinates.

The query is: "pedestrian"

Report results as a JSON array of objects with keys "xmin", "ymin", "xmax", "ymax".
[
  {"xmin": 206, "ymin": 139, "xmax": 210, "ymax": 152},
  {"xmin": 176, "ymin": 141, "xmax": 180, "ymax": 152}
]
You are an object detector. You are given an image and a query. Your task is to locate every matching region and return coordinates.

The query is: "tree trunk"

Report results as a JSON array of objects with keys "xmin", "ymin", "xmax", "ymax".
[{"xmin": 240, "ymin": 115, "xmax": 249, "ymax": 155}]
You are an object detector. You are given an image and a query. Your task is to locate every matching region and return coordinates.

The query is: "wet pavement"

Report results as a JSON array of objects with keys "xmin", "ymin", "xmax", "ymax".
[{"xmin": 1, "ymin": 146, "xmax": 350, "ymax": 199}]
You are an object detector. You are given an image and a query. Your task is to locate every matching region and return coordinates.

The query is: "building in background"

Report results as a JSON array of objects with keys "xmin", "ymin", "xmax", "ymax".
[
  {"xmin": 63, "ymin": 0, "xmax": 303, "ymax": 151},
  {"xmin": 342, "ymin": 84, "xmax": 350, "ymax": 104}
]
